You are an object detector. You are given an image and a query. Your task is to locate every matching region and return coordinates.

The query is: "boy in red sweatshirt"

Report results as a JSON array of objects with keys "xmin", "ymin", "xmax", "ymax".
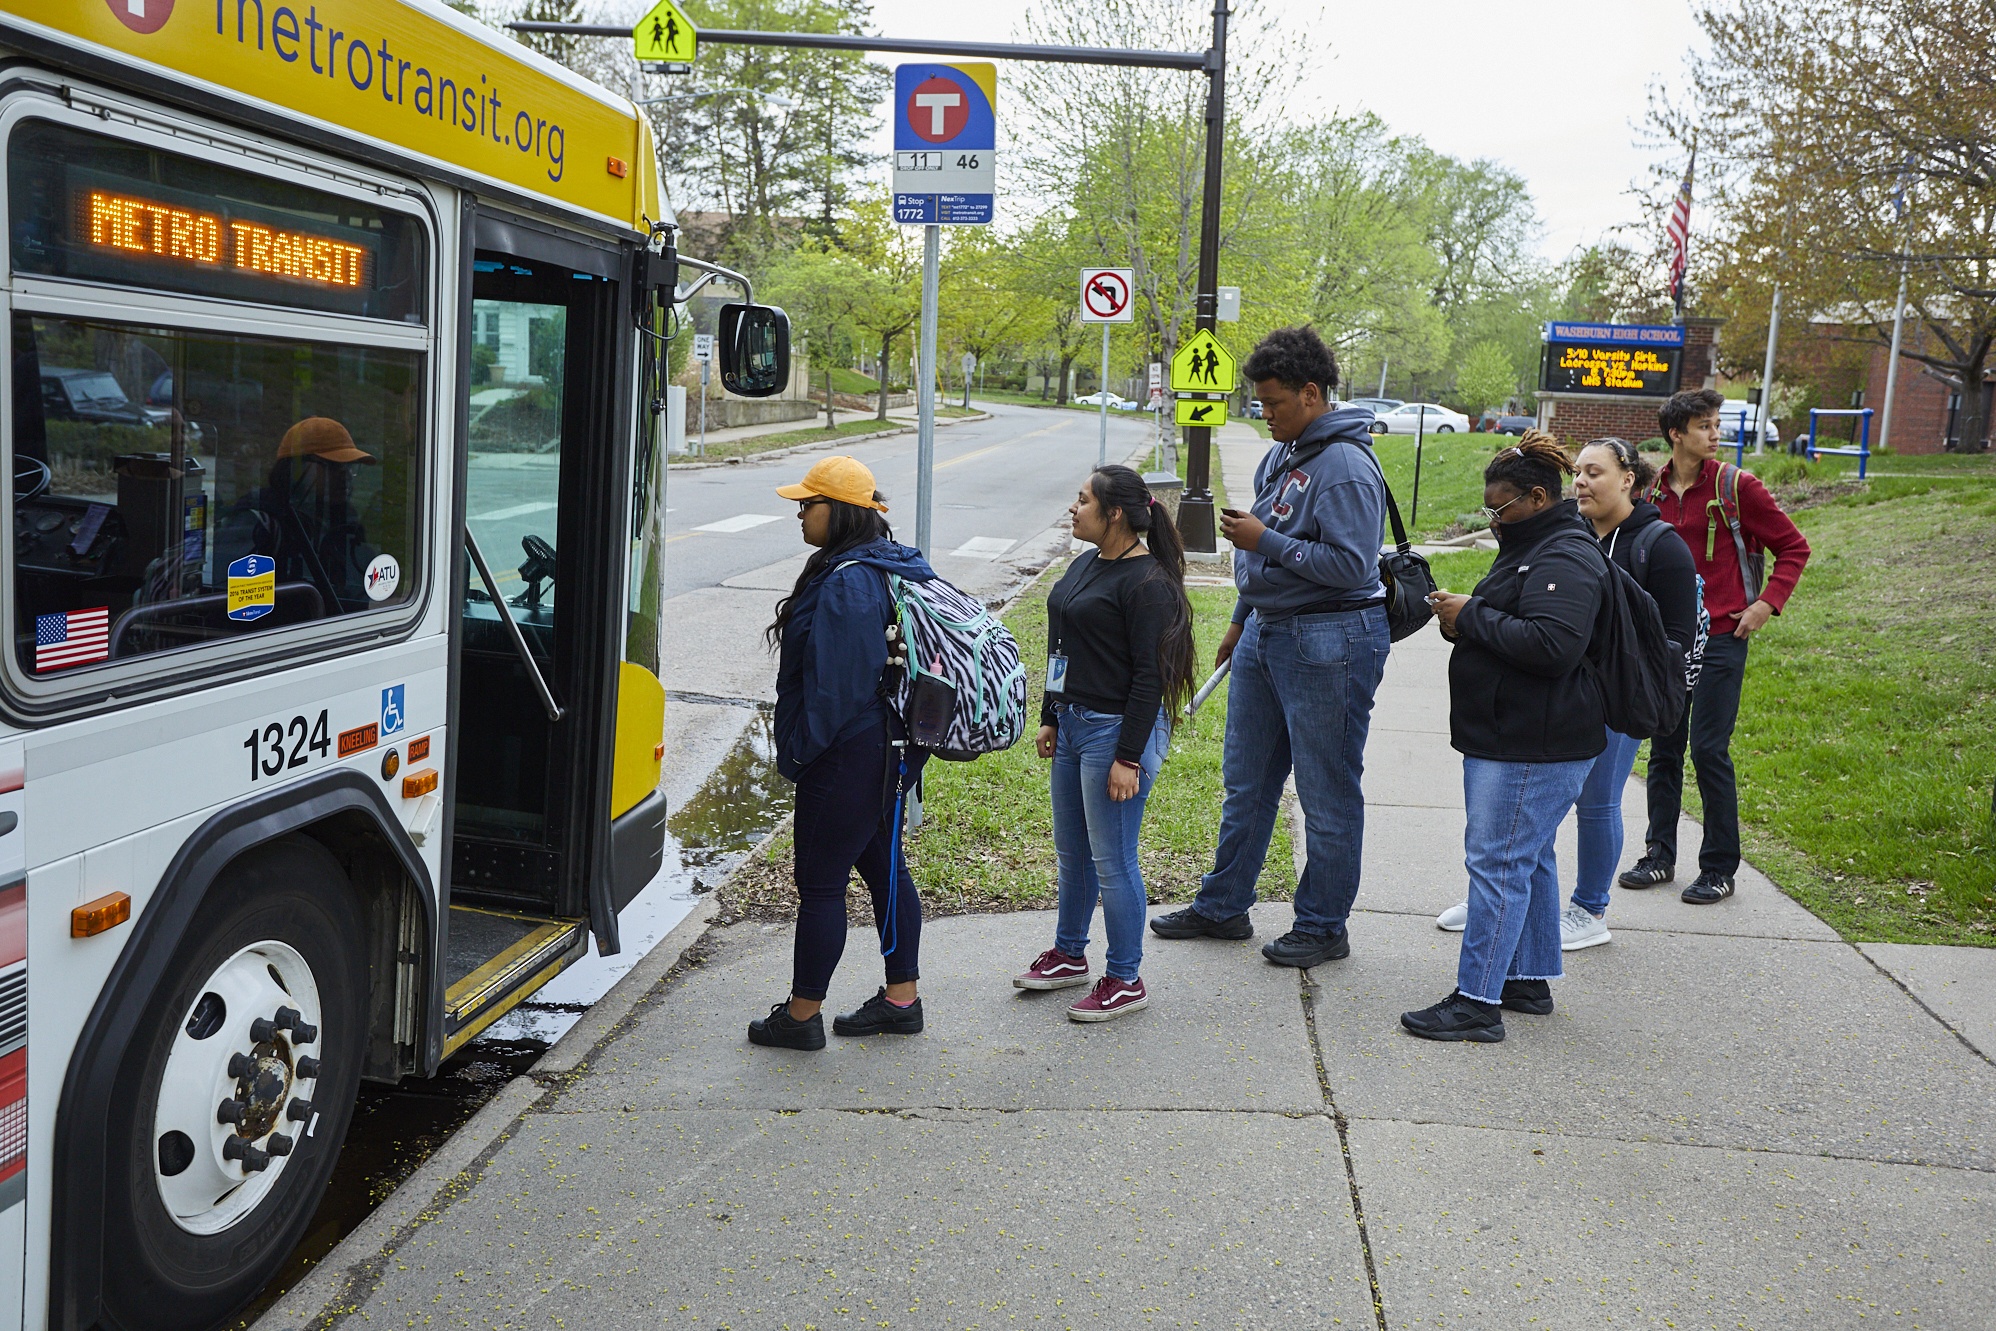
[{"xmin": 1619, "ymin": 388, "xmax": 1811, "ymax": 904}]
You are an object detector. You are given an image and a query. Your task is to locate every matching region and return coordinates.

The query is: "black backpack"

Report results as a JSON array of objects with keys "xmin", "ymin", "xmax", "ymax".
[{"xmin": 1586, "ymin": 544, "xmax": 1687, "ymax": 741}]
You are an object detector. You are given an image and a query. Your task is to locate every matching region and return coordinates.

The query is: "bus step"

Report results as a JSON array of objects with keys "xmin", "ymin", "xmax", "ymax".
[{"xmin": 442, "ymin": 906, "xmax": 589, "ymax": 1056}]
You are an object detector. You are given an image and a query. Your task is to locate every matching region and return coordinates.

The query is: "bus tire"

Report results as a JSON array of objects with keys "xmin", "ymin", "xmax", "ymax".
[{"xmin": 100, "ymin": 835, "xmax": 367, "ymax": 1330}]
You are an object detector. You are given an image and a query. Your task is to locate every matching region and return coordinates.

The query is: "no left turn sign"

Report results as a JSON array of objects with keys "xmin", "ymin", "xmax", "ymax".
[{"xmin": 1079, "ymin": 268, "xmax": 1135, "ymax": 323}]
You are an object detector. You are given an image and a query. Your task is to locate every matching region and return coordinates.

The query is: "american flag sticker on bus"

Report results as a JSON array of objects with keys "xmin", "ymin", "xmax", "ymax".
[{"xmin": 35, "ymin": 607, "xmax": 109, "ymax": 671}]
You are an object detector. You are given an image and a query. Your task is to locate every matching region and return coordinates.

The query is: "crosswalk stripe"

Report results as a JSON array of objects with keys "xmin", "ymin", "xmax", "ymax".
[
  {"xmin": 692, "ymin": 513, "xmax": 786, "ymax": 534},
  {"xmin": 948, "ymin": 537, "xmax": 1015, "ymax": 560}
]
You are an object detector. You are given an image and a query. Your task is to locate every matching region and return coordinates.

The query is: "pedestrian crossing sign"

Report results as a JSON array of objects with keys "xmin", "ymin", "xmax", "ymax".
[
  {"xmin": 1170, "ymin": 330, "xmax": 1236, "ymax": 394},
  {"xmin": 1175, "ymin": 397, "xmax": 1226, "ymax": 427},
  {"xmin": 633, "ymin": 0, "xmax": 697, "ymax": 63}
]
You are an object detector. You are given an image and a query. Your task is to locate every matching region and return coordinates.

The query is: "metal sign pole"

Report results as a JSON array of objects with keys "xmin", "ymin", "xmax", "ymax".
[
  {"xmin": 916, "ymin": 223, "xmax": 940, "ymax": 556},
  {"xmin": 1879, "ymin": 273, "xmax": 1907, "ymax": 454},
  {"xmin": 698, "ymin": 360, "xmax": 709, "ymax": 456},
  {"xmin": 1412, "ymin": 405, "xmax": 1427, "ymax": 529},
  {"xmin": 1098, "ymin": 323, "xmax": 1110, "ymax": 467},
  {"xmin": 1175, "ymin": 0, "xmax": 1230, "ymax": 554},
  {"xmin": 1757, "ymin": 285, "xmax": 1783, "ymax": 455}
]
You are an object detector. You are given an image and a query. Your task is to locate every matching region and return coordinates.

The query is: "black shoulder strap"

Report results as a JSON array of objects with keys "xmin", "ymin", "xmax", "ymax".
[
  {"xmin": 1339, "ymin": 438, "xmax": 1413, "ymax": 554},
  {"xmin": 1628, "ymin": 520, "xmax": 1669, "ymax": 569}
]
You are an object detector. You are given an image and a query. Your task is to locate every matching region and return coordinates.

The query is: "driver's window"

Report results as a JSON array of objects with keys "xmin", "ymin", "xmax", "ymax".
[{"xmin": 465, "ymin": 297, "xmax": 563, "ymax": 625}]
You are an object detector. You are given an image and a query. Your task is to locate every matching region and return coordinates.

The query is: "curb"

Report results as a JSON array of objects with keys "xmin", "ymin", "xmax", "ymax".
[
  {"xmin": 668, "ymin": 410, "xmax": 991, "ymax": 469},
  {"xmin": 252, "ymin": 887, "xmax": 731, "ymax": 1328}
]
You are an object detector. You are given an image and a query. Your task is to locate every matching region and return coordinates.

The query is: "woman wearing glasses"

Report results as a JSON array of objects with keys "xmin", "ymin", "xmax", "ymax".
[
  {"xmin": 1407, "ymin": 431, "xmax": 1612, "ymax": 1042},
  {"xmin": 1432, "ymin": 438, "xmax": 1702, "ymax": 951},
  {"xmin": 749, "ymin": 456, "xmax": 937, "ymax": 1052}
]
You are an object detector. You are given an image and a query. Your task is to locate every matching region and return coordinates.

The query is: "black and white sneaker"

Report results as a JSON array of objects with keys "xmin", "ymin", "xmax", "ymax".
[
  {"xmin": 1681, "ymin": 872, "xmax": 1736, "ymax": 905},
  {"xmin": 1617, "ymin": 852, "xmax": 1675, "ymax": 889}
]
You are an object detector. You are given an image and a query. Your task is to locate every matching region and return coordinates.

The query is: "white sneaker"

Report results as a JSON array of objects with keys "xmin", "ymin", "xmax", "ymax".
[
  {"xmin": 1560, "ymin": 904, "xmax": 1612, "ymax": 951},
  {"xmin": 1435, "ymin": 901, "xmax": 1468, "ymax": 932}
]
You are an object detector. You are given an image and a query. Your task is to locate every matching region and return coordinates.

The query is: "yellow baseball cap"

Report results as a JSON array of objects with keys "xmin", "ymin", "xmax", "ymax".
[{"xmin": 775, "ymin": 455, "xmax": 888, "ymax": 511}]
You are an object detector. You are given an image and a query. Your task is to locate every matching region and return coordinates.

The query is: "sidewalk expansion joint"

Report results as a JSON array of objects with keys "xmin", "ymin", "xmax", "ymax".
[
  {"xmin": 1340, "ymin": 1113, "xmax": 1996, "ymax": 1175},
  {"xmin": 1298, "ymin": 971, "xmax": 1391, "ymax": 1331},
  {"xmin": 1853, "ymin": 945, "xmax": 1996, "ymax": 1071}
]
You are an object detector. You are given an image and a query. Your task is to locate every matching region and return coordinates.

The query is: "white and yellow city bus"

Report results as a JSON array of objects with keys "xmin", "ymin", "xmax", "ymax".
[{"xmin": 0, "ymin": 3, "xmax": 788, "ymax": 1327}]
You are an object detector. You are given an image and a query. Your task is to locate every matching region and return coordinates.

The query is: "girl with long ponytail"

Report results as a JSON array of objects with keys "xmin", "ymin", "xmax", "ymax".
[{"xmin": 1013, "ymin": 464, "xmax": 1196, "ymax": 1021}]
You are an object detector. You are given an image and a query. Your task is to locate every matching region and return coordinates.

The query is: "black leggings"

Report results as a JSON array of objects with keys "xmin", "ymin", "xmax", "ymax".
[{"xmin": 790, "ymin": 721, "xmax": 927, "ymax": 1002}]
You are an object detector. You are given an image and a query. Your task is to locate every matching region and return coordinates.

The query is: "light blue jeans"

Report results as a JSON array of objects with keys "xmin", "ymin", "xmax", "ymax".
[
  {"xmin": 1051, "ymin": 704, "xmax": 1170, "ymax": 981},
  {"xmin": 1191, "ymin": 606, "xmax": 1391, "ymax": 936},
  {"xmin": 1457, "ymin": 756, "xmax": 1595, "ymax": 1005},
  {"xmin": 1572, "ymin": 727, "xmax": 1644, "ymax": 917}
]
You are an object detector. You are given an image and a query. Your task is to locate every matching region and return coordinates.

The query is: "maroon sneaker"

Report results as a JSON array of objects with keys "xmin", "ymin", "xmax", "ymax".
[
  {"xmin": 1014, "ymin": 948, "xmax": 1091, "ymax": 990},
  {"xmin": 1068, "ymin": 976, "xmax": 1149, "ymax": 1022}
]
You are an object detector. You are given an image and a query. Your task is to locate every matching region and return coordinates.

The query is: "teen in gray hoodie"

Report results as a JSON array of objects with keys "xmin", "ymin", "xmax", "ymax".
[{"xmin": 1151, "ymin": 327, "xmax": 1392, "ymax": 967}]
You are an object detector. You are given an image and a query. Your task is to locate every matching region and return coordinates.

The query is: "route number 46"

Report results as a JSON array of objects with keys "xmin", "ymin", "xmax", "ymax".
[
  {"xmin": 955, "ymin": 154, "xmax": 980, "ymax": 169},
  {"xmin": 244, "ymin": 710, "xmax": 331, "ymax": 780}
]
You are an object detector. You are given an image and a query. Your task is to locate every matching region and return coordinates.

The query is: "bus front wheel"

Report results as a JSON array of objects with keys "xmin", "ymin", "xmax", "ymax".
[{"xmin": 104, "ymin": 836, "xmax": 368, "ymax": 1330}]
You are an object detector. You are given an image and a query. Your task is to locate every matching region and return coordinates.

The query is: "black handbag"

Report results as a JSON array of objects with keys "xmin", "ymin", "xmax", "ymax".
[{"xmin": 1376, "ymin": 474, "xmax": 1436, "ymax": 642}]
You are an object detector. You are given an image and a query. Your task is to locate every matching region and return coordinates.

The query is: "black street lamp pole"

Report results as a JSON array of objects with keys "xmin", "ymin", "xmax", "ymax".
[{"xmin": 514, "ymin": 17, "xmax": 1228, "ymax": 551}]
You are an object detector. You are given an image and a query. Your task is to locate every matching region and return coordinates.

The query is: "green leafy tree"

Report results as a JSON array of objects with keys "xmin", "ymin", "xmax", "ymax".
[
  {"xmin": 840, "ymin": 200, "xmax": 924, "ymax": 420},
  {"xmin": 1454, "ymin": 340, "xmax": 1519, "ymax": 416},
  {"xmin": 766, "ymin": 243, "xmax": 876, "ymax": 428}
]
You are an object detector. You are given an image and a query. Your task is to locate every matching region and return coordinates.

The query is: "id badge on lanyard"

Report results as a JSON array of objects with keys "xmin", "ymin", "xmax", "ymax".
[{"xmin": 1045, "ymin": 652, "xmax": 1068, "ymax": 694}]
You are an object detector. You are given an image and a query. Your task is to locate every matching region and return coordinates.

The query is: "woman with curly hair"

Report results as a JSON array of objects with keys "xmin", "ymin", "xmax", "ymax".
[{"xmin": 1408, "ymin": 430, "xmax": 1611, "ymax": 1043}]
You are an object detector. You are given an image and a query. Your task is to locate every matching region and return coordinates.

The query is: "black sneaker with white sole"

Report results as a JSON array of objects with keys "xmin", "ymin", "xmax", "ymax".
[
  {"xmin": 1149, "ymin": 906, "xmax": 1255, "ymax": 941},
  {"xmin": 1680, "ymin": 871, "xmax": 1736, "ymax": 905},
  {"xmin": 1617, "ymin": 852, "xmax": 1674, "ymax": 889}
]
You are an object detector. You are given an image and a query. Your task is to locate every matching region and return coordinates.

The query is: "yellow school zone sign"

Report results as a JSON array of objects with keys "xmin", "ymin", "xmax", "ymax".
[
  {"xmin": 6, "ymin": 0, "xmax": 657, "ymax": 233},
  {"xmin": 1171, "ymin": 329, "xmax": 1237, "ymax": 394},
  {"xmin": 1174, "ymin": 398, "xmax": 1226, "ymax": 427},
  {"xmin": 632, "ymin": 0, "xmax": 698, "ymax": 63}
]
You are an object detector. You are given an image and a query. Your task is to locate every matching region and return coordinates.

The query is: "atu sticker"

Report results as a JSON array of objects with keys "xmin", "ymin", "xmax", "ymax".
[{"xmin": 364, "ymin": 553, "xmax": 401, "ymax": 601}]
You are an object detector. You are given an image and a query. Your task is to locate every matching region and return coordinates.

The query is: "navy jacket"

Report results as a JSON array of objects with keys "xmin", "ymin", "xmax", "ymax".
[
  {"xmin": 1231, "ymin": 407, "xmax": 1387, "ymax": 624},
  {"xmin": 773, "ymin": 539, "xmax": 935, "ymax": 780}
]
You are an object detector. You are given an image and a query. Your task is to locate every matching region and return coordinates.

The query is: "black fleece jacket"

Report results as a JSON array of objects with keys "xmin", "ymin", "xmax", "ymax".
[{"xmin": 1447, "ymin": 499, "xmax": 1610, "ymax": 763}]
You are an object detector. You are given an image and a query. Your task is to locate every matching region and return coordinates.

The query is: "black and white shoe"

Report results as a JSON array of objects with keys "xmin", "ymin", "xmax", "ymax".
[
  {"xmin": 1149, "ymin": 906, "xmax": 1255, "ymax": 941},
  {"xmin": 1400, "ymin": 991, "xmax": 1506, "ymax": 1043},
  {"xmin": 1681, "ymin": 872, "xmax": 1736, "ymax": 905},
  {"xmin": 1617, "ymin": 852, "xmax": 1675, "ymax": 889}
]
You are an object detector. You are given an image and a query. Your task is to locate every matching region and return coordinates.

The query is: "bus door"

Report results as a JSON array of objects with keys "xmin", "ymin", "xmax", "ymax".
[{"xmin": 440, "ymin": 215, "xmax": 632, "ymax": 1054}]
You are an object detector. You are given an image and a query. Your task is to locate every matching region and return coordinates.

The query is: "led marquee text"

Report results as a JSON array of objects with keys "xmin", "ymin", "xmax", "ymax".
[
  {"xmin": 84, "ymin": 191, "xmax": 370, "ymax": 289},
  {"xmin": 1554, "ymin": 345, "xmax": 1672, "ymax": 392}
]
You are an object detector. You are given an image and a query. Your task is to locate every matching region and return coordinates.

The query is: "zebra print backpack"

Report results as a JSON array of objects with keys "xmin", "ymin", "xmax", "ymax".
[{"xmin": 843, "ymin": 564, "xmax": 1028, "ymax": 761}]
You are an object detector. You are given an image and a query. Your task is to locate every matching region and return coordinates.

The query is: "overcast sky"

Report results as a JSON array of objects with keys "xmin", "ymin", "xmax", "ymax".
[{"xmin": 862, "ymin": 0, "xmax": 1705, "ymax": 260}]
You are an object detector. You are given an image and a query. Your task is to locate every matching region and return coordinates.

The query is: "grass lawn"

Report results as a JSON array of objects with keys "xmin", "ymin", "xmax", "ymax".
[
  {"xmin": 718, "ymin": 577, "xmax": 1293, "ymax": 924},
  {"xmin": 1238, "ymin": 419, "xmax": 1507, "ymax": 542},
  {"xmin": 1404, "ymin": 465, "xmax": 1996, "ymax": 946},
  {"xmin": 692, "ymin": 407, "xmax": 980, "ymax": 461}
]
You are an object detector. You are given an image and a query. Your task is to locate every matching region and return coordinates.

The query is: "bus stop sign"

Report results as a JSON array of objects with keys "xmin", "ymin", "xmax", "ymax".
[
  {"xmin": 633, "ymin": 0, "xmax": 697, "ymax": 63},
  {"xmin": 892, "ymin": 63, "xmax": 997, "ymax": 226}
]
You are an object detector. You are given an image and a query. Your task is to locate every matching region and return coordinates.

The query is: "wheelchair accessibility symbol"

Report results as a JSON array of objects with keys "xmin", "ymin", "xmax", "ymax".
[{"xmin": 381, "ymin": 685, "xmax": 406, "ymax": 737}]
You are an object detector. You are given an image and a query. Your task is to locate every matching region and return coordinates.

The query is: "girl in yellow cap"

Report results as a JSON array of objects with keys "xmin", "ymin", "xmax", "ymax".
[{"xmin": 750, "ymin": 457, "xmax": 939, "ymax": 1051}]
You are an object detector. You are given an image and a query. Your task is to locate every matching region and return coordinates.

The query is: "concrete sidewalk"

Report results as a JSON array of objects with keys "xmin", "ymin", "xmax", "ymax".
[{"xmin": 262, "ymin": 434, "xmax": 1996, "ymax": 1330}]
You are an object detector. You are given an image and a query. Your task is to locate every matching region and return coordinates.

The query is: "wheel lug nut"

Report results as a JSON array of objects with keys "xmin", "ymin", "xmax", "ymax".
[
  {"xmin": 227, "ymin": 1052, "xmax": 255, "ymax": 1080},
  {"xmin": 291, "ymin": 1019, "xmax": 318, "ymax": 1044},
  {"xmin": 250, "ymin": 1017, "xmax": 276, "ymax": 1043},
  {"xmin": 274, "ymin": 1006, "xmax": 300, "ymax": 1030},
  {"xmin": 216, "ymin": 1098, "xmax": 246, "ymax": 1125},
  {"xmin": 287, "ymin": 1097, "xmax": 313, "ymax": 1122},
  {"xmin": 266, "ymin": 1132, "xmax": 295, "ymax": 1157},
  {"xmin": 295, "ymin": 1056, "xmax": 321, "ymax": 1080},
  {"xmin": 222, "ymin": 1135, "xmax": 270, "ymax": 1172}
]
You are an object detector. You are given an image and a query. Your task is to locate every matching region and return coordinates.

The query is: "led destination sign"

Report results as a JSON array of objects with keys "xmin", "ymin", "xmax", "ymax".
[
  {"xmin": 85, "ymin": 191, "xmax": 373, "ymax": 290},
  {"xmin": 1539, "ymin": 322, "xmax": 1684, "ymax": 398}
]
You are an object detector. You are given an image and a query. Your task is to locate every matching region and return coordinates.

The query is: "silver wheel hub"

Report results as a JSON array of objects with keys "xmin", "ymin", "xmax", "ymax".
[{"xmin": 153, "ymin": 941, "xmax": 323, "ymax": 1235}]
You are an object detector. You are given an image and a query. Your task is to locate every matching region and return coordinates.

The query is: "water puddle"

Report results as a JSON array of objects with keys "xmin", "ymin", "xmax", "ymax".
[{"xmin": 240, "ymin": 711, "xmax": 789, "ymax": 1325}]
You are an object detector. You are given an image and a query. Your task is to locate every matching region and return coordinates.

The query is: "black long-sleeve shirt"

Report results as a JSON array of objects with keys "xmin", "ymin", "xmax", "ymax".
[{"xmin": 1039, "ymin": 550, "xmax": 1176, "ymax": 760}]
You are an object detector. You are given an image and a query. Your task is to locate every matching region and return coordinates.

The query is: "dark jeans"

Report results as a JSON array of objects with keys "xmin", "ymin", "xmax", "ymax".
[
  {"xmin": 1644, "ymin": 632, "xmax": 1750, "ymax": 876},
  {"xmin": 790, "ymin": 722, "xmax": 928, "ymax": 1002}
]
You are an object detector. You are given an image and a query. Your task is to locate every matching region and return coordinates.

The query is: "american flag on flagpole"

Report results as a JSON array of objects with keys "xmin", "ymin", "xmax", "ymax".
[
  {"xmin": 35, "ymin": 608, "xmax": 109, "ymax": 671},
  {"xmin": 1666, "ymin": 149, "xmax": 1696, "ymax": 316}
]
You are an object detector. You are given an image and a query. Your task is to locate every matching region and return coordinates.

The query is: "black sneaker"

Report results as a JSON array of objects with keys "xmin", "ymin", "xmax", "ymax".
[
  {"xmin": 1499, "ymin": 978, "xmax": 1553, "ymax": 1015},
  {"xmin": 748, "ymin": 1000, "xmax": 825, "ymax": 1050},
  {"xmin": 1617, "ymin": 852, "xmax": 1675, "ymax": 889},
  {"xmin": 1260, "ymin": 927, "xmax": 1350, "ymax": 969},
  {"xmin": 1149, "ymin": 906, "xmax": 1255, "ymax": 941},
  {"xmin": 832, "ymin": 988, "xmax": 924, "ymax": 1037},
  {"xmin": 1681, "ymin": 871, "xmax": 1736, "ymax": 905},
  {"xmin": 1400, "ymin": 991, "xmax": 1506, "ymax": 1043}
]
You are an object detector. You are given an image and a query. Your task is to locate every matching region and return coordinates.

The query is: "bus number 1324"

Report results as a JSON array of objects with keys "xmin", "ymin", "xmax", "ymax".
[{"xmin": 243, "ymin": 710, "xmax": 332, "ymax": 780}]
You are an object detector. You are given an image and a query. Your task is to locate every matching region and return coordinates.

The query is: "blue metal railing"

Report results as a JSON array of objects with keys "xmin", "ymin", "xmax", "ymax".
[{"xmin": 1804, "ymin": 407, "xmax": 1874, "ymax": 478}]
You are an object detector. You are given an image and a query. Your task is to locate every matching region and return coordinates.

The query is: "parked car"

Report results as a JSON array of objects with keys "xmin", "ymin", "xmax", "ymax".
[
  {"xmin": 1346, "ymin": 396, "xmax": 1403, "ymax": 415},
  {"xmin": 1717, "ymin": 402, "xmax": 1780, "ymax": 446},
  {"xmin": 1370, "ymin": 402, "xmax": 1471, "ymax": 435},
  {"xmin": 1074, "ymin": 390, "xmax": 1128, "ymax": 408},
  {"xmin": 1491, "ymin": 414, "xmax": 1537, "ymax": 436},
  {"xmin": 41, "ymin": 367, "xmax": 173, "ymax": 428},
  {"xmin": 1247, "ymin": 398, "xmax": 1263, "ymax": 419}
]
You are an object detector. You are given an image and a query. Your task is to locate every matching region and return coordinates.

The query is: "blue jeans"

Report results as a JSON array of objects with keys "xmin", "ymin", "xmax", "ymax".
[
  {"xmin": 1192, "ymin": 606, "xmax": 1391, "ymax": 936},
  {"xmin": 1572, "ymin": 727, "xmax": 1644, "ymax": 916},
  {"xmin": 1457, "ymin": 756, "xmax": 1594, "ymax": 1005},
  {"xmin": 1051, "ymin": 704, "xmax": 1170, "ymax": 981}
]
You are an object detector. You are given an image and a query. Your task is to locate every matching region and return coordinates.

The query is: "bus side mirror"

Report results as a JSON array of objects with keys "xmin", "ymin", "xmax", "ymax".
[{"xmin": 718, "ymin": 303, "xmax": 790, "ymax": 398}]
